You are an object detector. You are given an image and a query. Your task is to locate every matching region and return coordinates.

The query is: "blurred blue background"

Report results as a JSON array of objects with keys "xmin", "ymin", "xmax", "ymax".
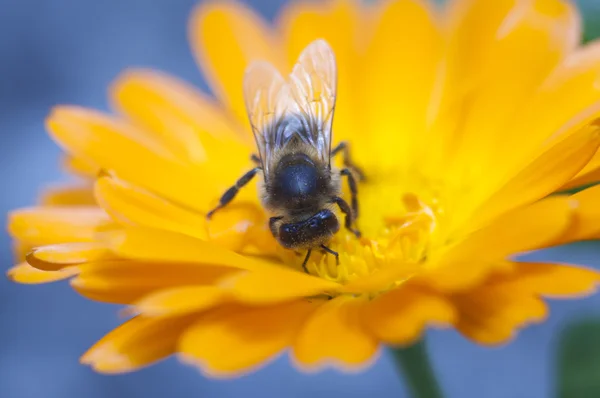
[{"xmin": 1, "ymin": 1, "xmax": 600, "ymax": 397}]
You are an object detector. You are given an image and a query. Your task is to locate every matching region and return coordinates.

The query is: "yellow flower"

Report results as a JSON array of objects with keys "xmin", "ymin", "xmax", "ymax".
[{"xmin": 8, "ymin": 0, "xmax": 600, "ymax": 376}]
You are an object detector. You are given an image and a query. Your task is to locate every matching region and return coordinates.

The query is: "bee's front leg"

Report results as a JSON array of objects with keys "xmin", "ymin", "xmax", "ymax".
[
  {"xmin": 206, "ymin": 167, "xmax": 261, "ymax": 219},
  {"xmin": 301, "ymin": 249, "xmax": 312, "ymax": 273},
  {"xmin": 320, "ymin": 244, "xmax": 339, "ymax": 265},
  {"xmin": 340, "ymin": 168, "xmax": 359, "ymax": 219},
  {"xmin": 332, "ymin": 196, "xmax": 361, "ymax": 238}
]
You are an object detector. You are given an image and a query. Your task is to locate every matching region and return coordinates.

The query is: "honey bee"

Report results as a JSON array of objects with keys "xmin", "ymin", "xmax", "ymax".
[{"xmin": 207, "ymin": 39, "xmax": 363, "ymax": 272}]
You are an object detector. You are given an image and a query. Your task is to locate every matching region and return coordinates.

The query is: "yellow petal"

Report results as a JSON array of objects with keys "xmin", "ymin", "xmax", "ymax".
[
  {"xmin": 189, "ymin": 1, "xmax": 285, "ymax": 126},
  {"xmin": 492, "ymin": 262, "xmax": 600, "ymax": 298},
  {"xmin": 361, "ymin": 286, "xmax": 456, "ymax": 345},
  {"xmin": 71, "ymin": 260, "xmax": 237, "ymax": 304},
  {"xmin": 462, "ymin": 118, "xmax": 600, "ymax": 233},
  {"xmin": 562, "ymin": 152, "xmax": 600, "ymax": 190},
  {"xmin": 40, "ymin": 183, "xmax": 96, "ymax": 206},
  {"xmin": 8, "ymin": 206, "xmax": 108, "ymax": 246},
  {"xmin": 450, "ymin": 261, "xmax": 599, "ymax": 345},
  {"xmin": 95, "ymin": 174, "xmax": 266, "ymax": 251},
  {"xmin": 110, "ymin": 69, "xmax": 251, "ymax": 164},
  {"xmin": 179, "ymin": 300, "xmax": 318, "ymax": 377},
  {"xmin": 8, "ymin": 262, "xmax": 79, "ymax": 284},
  {"xmin": 279, "ymin": 0, "xmax": 367, "ymax": 160},
  {"xmin": 339, "ymin": 260, "xmax": 421, "ymax": 294},
  {"xmin": 427, "ymin": 196, "xmax": 573, "ymax": 291},
  {"xmin": 219, "ymin": 268, "xmax": 340, "ymax": 304},
  {"xmin": 47, "ymin": 106, "xmax": 220, "ymax": 213},
  {"xmin": 206, "ymin": 201, "xmax": 270, "ymax": 252},
  {"xmin": 293, "ymin": 296, "xmax": 379, "ymax": 371},
  {"xmin": 61, "ymin": 155, "xmax": 97, "ymax": 177},
  {"xmin": 451, "ymin": 285, "xmax": 548, "ymax": 345},
  {"xmin": 100, "ymin": 226, "xmax": 274, "ymax": 272},
  {"xmin": 95, "ymin": 175, "xmax": 208, "ymax": 240},
  {"xmin": 564, "ymin": 184, "xmax": 600, "ymax": 240},
  {"xmin": 361, "ymin": 0, "xmax": 442, "ymax": 173},
  {"xmin": 130, "ymin": 286, "xmax": 227, "ymax": 317},
  {"xmin": 519, "ymin": 41, "xmax": 600, "ymax": 170},
  {"xmin": 27, "ymin": 242, "xmax": 114, "ymax": 271},
  {"xmin": 444, "ymin": 0, "xmax": 580, "ymax": 174},
  {"xmin": 12, "ymin": 241, "xmax": 32, "ymax": 263},
  {"xmin": 82, "ymin": 315, "xmax": 196, "ymax": 374},
  {"xmin": 49, "ymin": 105, "xmax": 173, "ymax": 158}
]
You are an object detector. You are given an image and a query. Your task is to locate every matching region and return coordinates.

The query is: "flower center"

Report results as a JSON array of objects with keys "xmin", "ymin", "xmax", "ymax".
[{"xmin": 281, "ymin": 193, "xmax": 441, "ymax": 285}]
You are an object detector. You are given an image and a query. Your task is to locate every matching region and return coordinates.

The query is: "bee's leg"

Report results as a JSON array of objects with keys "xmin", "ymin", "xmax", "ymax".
[
  {"xmin": 320, "ymin": 244, "xmax": 339, "ymax": 265},
  {"xmin": 332, "ymin": 196, "xmax": 361, "ymax": 238},
  {"xmin": 302, "ymin": 249, "xmax": 312, "ymax": 273},
  {"xmin": 206, "ymin": 167, "xmax": 261, "ymax": 219},
  {"xmin": 340, "ymin": 168, "xmax": 359, "ymax": 219},
  {"xmin": 250, "ymin": 154, "xmax": 261, "ymax": 164},
  {"xmin": 331, "ymin": 141, "xmax": 365, "ymax": 181}
]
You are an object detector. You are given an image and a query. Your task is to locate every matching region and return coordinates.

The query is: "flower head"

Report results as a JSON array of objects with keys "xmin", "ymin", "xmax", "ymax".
[{"xmin": 9, "ymin": 0, "xmax": 600, "ymax": 376}]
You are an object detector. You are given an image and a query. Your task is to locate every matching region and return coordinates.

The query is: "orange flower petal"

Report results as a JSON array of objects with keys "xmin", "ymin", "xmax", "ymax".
[
  {"xmin": 206, "ymin": 202, "xmax": 270, "ymax": 252},
  {"xmin": 361, "ymin": 286, "xmax": 456, "ymax": 345},
  {"xmin": 564, "ymin": 184, "xmax": 600, "ymax": 240},
  {"xmin": 278, "ymin": 0, "xmax": 366, "ymax": 158},
  {"xmin": 26, "ymin": 242, "xmax": 114, "ymax": 271},
  {"xmin": 95, "ymin": 174, "xmax": 267, "ymax": 251},
  {"xmin": 444, "ymin": 0, "xmax": 580, "ymax": 173},
  {"xmin": 450, "ymin": 261, "xmax": 598, "ymax": 345},
  {"xmin": 520, "ymin": 41, "xmax": 600, "ymax": 180},
  {"xmin": 490, "ymin": 262, "xmax": 600, "ymax": 298},
  {"xmin": 293, "ymin": 296, "xmax": 379, "ymax": 371},
  {"xmin": 219, "ymin": 268, "xmax": 340, "ymax": 304},
  {"xmin": 179, "ymin": 300, "xmax": 319, "ymax": 377},
  {"xmin": 12, "ymin": 241, "xmax": 32, "ymax": 263},
  {"xmin": 100, "ymin": 226, "xmax": 274, "ymax": 272},
  {"xmin": 462, "ymin": 118, "xmax": 600, "ymax": 232},
  {"xmin": 339, "ymin": 260, "xmax": 420, "ymax": 294},
  {"xmin": 8, "ymin": 206, "xmax": 108, "ymax": 246},
  {"xmin": 61, "ymin": 155, "xmax": 97, "ymax": 177},
  {"xmin": 110, "ymin": 69, "xmax": 251, "ymax": 164},
  {"xmin": 189, "ymin": 1, "xmax": 285, "ymax": 126},
  {"xmin": 47, "ymin": 106, "xmax": 221, "ymax": 213},
  {"xmin": 40, "ymin": 183, "xmax": 96, "ymax": 206},
  {"xmin": 71, "ymin": 260, "xmax": 237, "ymax": 304},
  {"xmin": 427, "ymin": 196, "xmax": 573, "ymax": 290},
  {"xmin": 82, "ymin": 315, "xmax": 196, "ymax": 374},
  {"xmin": 130, "ymin": 286, "xmax": 227, "ymax": 317},
  {"xmin": 451, "ymin": 285, "xmax": 548, "ymax": 345},
  {"xmin": 95, "ymin": 175, "xmax": 208, "ymax": 240},
  {"xmin": 8, "ymin": 262, "xmax": 79, "ymax": 284},
  {"xmin": 563, "ymin": 152, "xmax": 600, "ymax": 190},
  {"xmin": 361, "ymin": 0, "xmax": 442, "ymax": 173}
]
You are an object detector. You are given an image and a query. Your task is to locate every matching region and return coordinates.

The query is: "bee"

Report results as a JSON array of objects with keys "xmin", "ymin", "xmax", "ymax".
[{"xmin": 207, "ymin": 39, "xmax": 363, "ymax": 272}]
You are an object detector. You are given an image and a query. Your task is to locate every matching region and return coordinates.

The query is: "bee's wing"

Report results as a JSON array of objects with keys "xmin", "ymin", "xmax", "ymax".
[
  {"xmin": 286, "ymin": 39, "xmax": 337, "ymax": 164},
  {"xmin": 243, "ymin": 61, "xmax": 289, "ymax": 176},
  {"xmin": 243, "ymin": 39, "xmax": 337, "ymax": 176}
]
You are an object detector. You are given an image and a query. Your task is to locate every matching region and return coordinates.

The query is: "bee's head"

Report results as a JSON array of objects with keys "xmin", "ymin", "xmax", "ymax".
[{"xmin": 277, "ymin": 209, "xmax": 339, "ymax": 249}]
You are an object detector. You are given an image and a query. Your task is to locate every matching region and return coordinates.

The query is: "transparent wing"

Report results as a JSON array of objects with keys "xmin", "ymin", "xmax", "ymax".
[
  {"xmin": 243, "ymin": 61, "xmax": 288, "ymax": 176},
  {"xmin": 286, "ymin": 39, "xmax": 338, "ymax": 164},
  {"xmin": 243, "ymin": 39, "xmax": 338, "ymax": 176}
]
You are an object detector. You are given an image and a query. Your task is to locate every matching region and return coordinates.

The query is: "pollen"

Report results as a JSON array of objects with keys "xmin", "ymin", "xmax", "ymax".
[{"xmin": 285, "ymin": 193, "xmax": 441, "ymax": 286}]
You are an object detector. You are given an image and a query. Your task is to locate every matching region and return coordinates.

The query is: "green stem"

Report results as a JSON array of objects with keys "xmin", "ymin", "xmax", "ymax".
[{"xmin": 390, "ymin": 339, "xmax": 444, "ymax": 398}]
